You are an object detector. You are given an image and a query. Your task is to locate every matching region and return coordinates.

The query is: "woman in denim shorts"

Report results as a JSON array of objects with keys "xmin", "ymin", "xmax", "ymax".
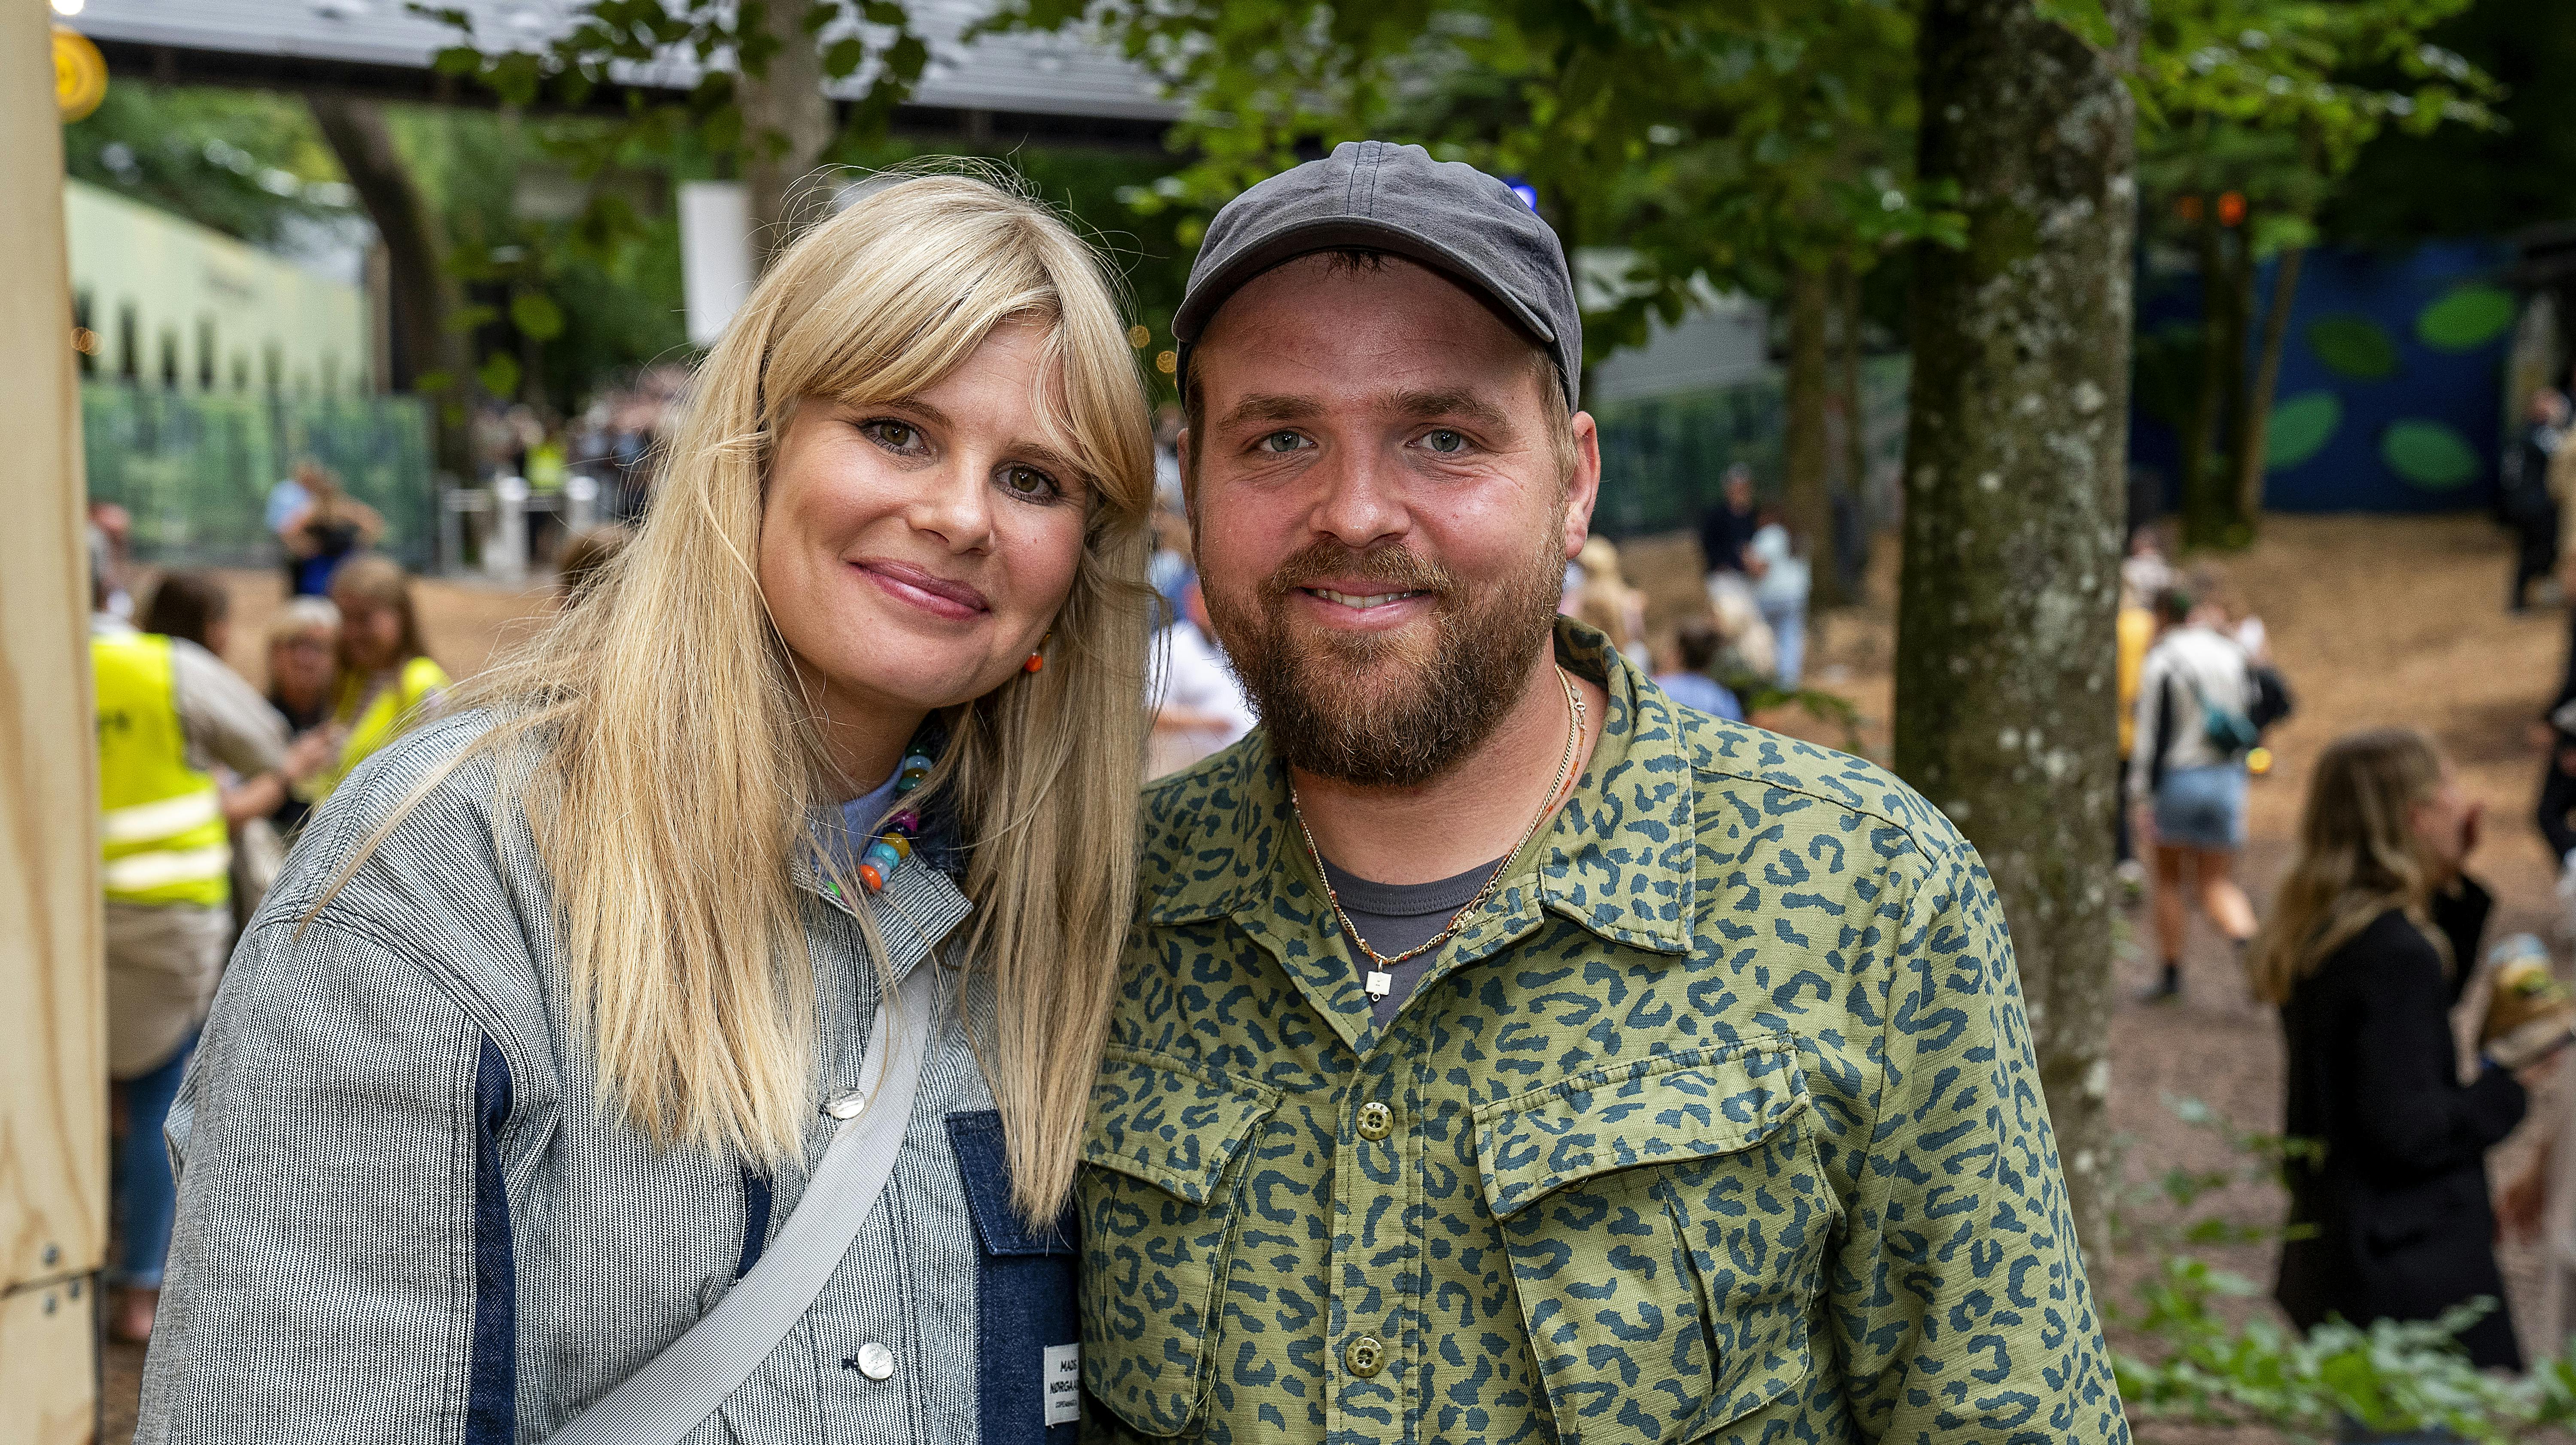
[{"xmin": 2129, "ymin": 587, "xmax": 2260, "ymax": 1001}]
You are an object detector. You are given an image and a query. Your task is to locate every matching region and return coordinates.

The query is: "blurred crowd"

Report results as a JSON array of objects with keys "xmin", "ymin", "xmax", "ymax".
[{"xmin": 87, "ymin": 520, "xmax": 465, "ymax": 1345}]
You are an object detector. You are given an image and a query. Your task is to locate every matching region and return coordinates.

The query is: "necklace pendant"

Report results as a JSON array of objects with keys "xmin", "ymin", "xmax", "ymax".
[{"xmin": 1365, "ymin": 969, "xmax": 1393, "ymax": 1000}]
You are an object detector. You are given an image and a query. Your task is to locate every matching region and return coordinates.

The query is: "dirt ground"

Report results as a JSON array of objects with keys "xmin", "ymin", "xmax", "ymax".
[{"xmin": 93, "ymin": 517, "xmax": 2576, "ymax": 1440}]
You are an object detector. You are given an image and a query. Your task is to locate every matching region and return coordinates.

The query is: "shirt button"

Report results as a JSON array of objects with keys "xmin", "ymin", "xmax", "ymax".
[
  {"xmin": 854, "ymin": 1342, "xmax": 896, "ymax": 1380},
  {"xmin": 1355, "ymin": 1101, "xmax": 1393, "ymax": 1141},
  {"xmin": 825, "ymin": 1090, "xmax": 868, "ymax": 1120},
  {"xmin": 1344, "ymin": 1334, "xmax": 1386, "ymax": 1377}
]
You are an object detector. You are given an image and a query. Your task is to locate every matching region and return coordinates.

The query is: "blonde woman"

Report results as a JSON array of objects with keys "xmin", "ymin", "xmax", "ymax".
[
  {"xmin": 138, "ymin": 174, "xmax": 1153, "ymax": 1444},
  {"xmin": 1568, "ymin": 534, "xmax": 1646, "ymax": 660},
  {"xmin": 2257, "ymin": 728, "xmax": 2548, "ymax": 1380},
  {"xmin": 302, "ymin": 554, "xmax": 453, "ymax": 803}
]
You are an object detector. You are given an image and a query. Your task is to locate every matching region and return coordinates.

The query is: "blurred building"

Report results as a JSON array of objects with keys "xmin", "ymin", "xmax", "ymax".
[{"xmin": 66, "ymin": 178, "xmax": 371, "ymax": 399}]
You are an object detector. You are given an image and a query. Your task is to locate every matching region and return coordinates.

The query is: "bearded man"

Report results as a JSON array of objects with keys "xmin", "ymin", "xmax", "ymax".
[{"xmin": 1078, "ymin": 142, "xmax": 2126, "ymax": 1445}]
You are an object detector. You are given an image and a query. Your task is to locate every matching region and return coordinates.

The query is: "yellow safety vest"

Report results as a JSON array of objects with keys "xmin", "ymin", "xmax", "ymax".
[
  {"xmin": 94, "ymin": 632, "xmax": 231, "ymax": 909},
  {"xmin": 310, "ymin": 655, "xmax": 450, "ymax": 803}
]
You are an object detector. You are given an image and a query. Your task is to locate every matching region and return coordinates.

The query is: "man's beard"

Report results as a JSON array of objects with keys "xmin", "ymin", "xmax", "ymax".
[{"xmin": 1203, "ymin": 532, "xmax": 1566, "ymax": 787}]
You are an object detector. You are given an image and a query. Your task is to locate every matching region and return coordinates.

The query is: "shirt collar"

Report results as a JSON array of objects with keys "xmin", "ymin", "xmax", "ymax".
[{"xmin": 1146, "ymin": 616, "xmax": 1695, "ymax": 956}]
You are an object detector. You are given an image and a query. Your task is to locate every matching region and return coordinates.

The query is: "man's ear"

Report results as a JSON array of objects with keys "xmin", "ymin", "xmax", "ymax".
[{"xmin": 1561, "ymin": 411, "xmax": 1603, "ymax": 559}]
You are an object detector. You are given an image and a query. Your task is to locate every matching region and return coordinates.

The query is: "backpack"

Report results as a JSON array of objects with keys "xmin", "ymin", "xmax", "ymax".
[
  {"xmin": 2192, "ymin": 673, "xmax": 2261, "ymax": 757},
  {"xmin": 2247, "ymin": 662, "xmax": 2294, "ymax": 734}
]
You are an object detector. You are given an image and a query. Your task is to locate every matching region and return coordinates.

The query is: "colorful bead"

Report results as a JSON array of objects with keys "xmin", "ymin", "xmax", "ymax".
[
  {"xmin": 863, "ymin": 840, "xmax": 902, "ymax": 873},
  {"xmin": 901, "ymin": 753, "xmax": 933, "ymax": 775},
  {"xmin": 883, "ymin": 834, "xmax": 911, "ymax": 861},
  {"xmin": 856, "ymin": 862, "xmax": 885, "ymax": 890},
  {"xmin": 888, "ymin": 808, "xmax": 920, "ymax": 834}
]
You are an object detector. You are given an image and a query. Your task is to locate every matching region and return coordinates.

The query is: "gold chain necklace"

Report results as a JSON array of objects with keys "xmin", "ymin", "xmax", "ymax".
[{"xmin": 1291, "ymin": 666, "xmax": 1588, "ymax": 1002}]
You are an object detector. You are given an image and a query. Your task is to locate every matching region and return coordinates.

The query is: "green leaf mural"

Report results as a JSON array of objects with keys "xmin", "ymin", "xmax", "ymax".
[
  {"xmin": 2306, "ymin": 316, "xmax": 2398, "ymax": 380},
  {"xmin": 2266, "ymin": 392, "xmax": 2342, "ymax": 470},
  {"xmin": 2380, "ymin": 419, "xmax": 2481, "ymax": 490},
  {"xmin": 2415, "ymin": 285, "xmax": 2515, "ymax": 352}
]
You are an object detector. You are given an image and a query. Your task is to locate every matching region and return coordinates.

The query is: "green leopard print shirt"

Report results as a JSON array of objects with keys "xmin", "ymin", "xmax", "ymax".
[{"xmin": 1078, "ymin": 619, "xmax": 2126, "ymax": 1445}]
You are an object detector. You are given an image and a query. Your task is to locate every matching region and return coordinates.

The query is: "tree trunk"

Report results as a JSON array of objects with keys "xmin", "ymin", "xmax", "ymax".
[
  {"xmin": 1895, "ymin": 0, "xmax": 2139, "ymax": 1263},
  {"xmin": 2234, "ymin": 245, "xmax": 2305, "ymax": 532},
  {"xmin": 1784, "ymin": 257, "xmax": 1840, "ymax": 609},
  {"xmin": 1834, "ymin": 253, "xmax": 1871, "ymax": 598},
  {"xmin": 307, "ymin": 92, "xmax": 471, "ymax": 481},
  {"xmin": 2179, "ymin": 210, "xmax": 2230, "ymax": 548},
  {"xmin": 739, "ymin": 0, "xmax": 836, "ymax": 272}
]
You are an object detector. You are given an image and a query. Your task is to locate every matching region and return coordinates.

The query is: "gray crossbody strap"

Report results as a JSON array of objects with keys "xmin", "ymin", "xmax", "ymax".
[{"xmin": 543, "ymin": 965, "xmax": 940, "ymax": 1445}]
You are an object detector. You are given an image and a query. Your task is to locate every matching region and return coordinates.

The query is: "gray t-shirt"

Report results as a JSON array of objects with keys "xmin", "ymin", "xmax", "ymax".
[{"xmin": 1319, "ymin": 854, "xmax": 1506, "ymax": 1023}]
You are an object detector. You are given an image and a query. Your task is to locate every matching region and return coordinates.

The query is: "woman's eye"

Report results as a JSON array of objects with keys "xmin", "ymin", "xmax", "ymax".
[
  {"xmin": 860, "ymin": 419, "xmax": 926, "ymax": 453},
  {"xmin": 1255, "ymin": 431, "xmax": 1312, "ymax": 454},
  {"xmin": 999, "ymin": 465, "xmax": 1061, "ymax": 501},
  {"xmin": 1421, "ymin": 429, "xmax": 1467, "ymax": 455}
]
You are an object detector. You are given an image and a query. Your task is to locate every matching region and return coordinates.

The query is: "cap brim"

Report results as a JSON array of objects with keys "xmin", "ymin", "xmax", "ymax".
[{"xmin": 1173, "ymin": 215, "xmax": 1557, "ymax": 348}]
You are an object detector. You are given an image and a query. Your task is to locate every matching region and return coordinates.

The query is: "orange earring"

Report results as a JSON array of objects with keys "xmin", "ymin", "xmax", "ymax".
[{"xmin": 1024, "ymin": 631, "xmax": 1051, "ymax": 674}]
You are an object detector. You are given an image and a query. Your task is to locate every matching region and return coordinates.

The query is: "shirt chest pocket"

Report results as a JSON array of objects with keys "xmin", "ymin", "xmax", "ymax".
[
  {"xmin": 1472, "ymin": 1040, "xmax": 1833, "ymax": 1445},
  {"xmin": 1076, "ymin": 1046, "xmax": 1282, "ymax": 1438}
]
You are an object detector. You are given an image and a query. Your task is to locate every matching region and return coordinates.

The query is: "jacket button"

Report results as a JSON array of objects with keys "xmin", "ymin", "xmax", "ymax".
[
  {"xmin": 1344, "ymin": 1334, "xmax": 1386, "ymax": 1377},
  {"xmin": 853, "ymin": 1342, "xmax": 896, "ymax": 1380},
  {"xmin": 825, "ymin": 1090, "xmax": 868, "ymax": 1120},
  {"xmin": 1355, "ymin": 1101, "xmax": 1393, "ymax": 1141}
]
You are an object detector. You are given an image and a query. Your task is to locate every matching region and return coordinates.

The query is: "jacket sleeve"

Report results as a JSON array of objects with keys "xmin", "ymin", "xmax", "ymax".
[
  {"xmin": 2432, "ymin": 877, "xmax": 2494, "ymax": 1010},
  {"xmin": 170, "ymin": 638, "xmax": 288, "ymax": 778},
  {"xmin": 1829, "ymin": 843, "xmax": 2129, "ymax": 1444},
  {"xmin": 2342, "ymin": 918, "xmax": 2524, "ymax": 1186},
  {"xmin": 136, "ymin": 910, "xmax": 514, "ymax": 1445}
]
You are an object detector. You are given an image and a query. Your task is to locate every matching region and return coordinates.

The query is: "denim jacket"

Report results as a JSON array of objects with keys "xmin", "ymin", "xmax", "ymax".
[{"xmin": 137, "ymin": 713, "xmax": 1080, "ymax": 1445}]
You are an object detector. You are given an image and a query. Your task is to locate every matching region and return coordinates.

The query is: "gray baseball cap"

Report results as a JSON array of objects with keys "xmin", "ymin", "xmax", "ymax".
[{"xmin": 1173, "ymin": 140, "xmax": 1582, "ymax": 409}]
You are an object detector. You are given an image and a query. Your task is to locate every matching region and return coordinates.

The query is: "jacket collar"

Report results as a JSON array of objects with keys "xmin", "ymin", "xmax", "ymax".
[
  {"xmin": 1145, "ymin": 616, "xmax": 1695, "ymax": 958},
  {"xmin": 792, "ymin": 802, "xmax": 974, "ymax": 986}
]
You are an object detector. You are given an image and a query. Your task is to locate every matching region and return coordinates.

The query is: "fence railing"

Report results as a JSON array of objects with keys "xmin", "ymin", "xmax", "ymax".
[
  {"xmin": 80, "ymin": 383, "xmax": 436, "ymax": 569},
  {"xmin": 1588, "ymin": 355, "xmax": 1910, "ymax": 539}
]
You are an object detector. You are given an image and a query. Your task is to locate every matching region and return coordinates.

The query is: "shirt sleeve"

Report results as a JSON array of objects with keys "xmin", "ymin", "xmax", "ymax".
[
  {"xmin": 1829, "ymin": 844, "xmax": 2128, "ymax": 1444},
  {"xmin": 169, "ymin": 639, "xmax": 287, "ymax": 778},
  {"xmin": 2126, "ymin": 651, "xmax": 2164, "ymax": 801},
  {"xmin": 135, "ymin": 912, "xmax": 507, "ymax": 1445}
]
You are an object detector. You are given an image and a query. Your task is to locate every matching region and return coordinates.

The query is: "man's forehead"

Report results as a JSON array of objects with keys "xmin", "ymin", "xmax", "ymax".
[{"xmin": 1193, "ymin": 255, "xmax": 1546, "ymax": 410}]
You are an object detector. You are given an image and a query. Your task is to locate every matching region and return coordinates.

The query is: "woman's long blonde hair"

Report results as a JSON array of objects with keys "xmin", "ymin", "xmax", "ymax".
[
  {"xmin": 344, "ymin": 171, "xmax": 1152, "ymax": 1220},
  {"xmin": 2246, "ymin": 727, "xmax": 2449, "ymax": 1005}
]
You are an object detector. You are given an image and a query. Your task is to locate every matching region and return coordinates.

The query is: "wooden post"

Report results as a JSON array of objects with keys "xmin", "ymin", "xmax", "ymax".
[{"xmin": 0, "ymin": 7, "xmax": 107, "ymax": 1440}]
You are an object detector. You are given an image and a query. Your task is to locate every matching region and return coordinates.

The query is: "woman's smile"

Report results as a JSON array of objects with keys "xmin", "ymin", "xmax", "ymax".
[{"xmin": 851, "ymin": 557, "xmax": 991, "ymax": 621}]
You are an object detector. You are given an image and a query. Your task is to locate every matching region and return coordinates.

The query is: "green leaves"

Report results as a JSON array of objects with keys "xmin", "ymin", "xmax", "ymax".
[
  {"xmin": 509, "ymin": 291, "xmax": 567, "ymax": 343},
  {"xmin": 2110, "ymin": 1094, "xmax": 2576, "ymax": 1441},
  {"xmin": 410, "ymin": 0, "xmax": 930, "ymax": 219},
  {"xmin": 987, "ymin": 0, "xmax": 1932, "ymax": 346},
  {"xmin": 477, "ymin": 352, "xmax": 522, "ymax": 399}
]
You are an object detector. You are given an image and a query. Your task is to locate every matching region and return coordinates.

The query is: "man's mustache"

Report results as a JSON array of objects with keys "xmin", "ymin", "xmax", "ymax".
[{"xmin": 1259, "ymin": 541, "xmax": 1456, "ymax": 602}]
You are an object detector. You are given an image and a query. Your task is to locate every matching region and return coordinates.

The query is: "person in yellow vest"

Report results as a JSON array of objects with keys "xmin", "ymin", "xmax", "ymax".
[
  {"xmin": 90, "ymin": 550, "xmax": 289, "ymax": 1342},
  {"xmin": 307, "ymin": 555, "xmax": 451, "ymax": 803}
]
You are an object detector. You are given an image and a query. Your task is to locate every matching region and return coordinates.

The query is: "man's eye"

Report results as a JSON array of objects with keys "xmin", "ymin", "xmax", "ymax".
[
  {"xmin": 1256, "ymin": 431, "xmax": 1311, "ymax": 454},
  {"xmin": 1421, "ymin": 429, "xmax": 1467, "ymax": 455},
  {"xmin": 999, "ymin": 464, "xmax": 1060, "ymax": 501},
  {"xmin": 860, "ymin": 419, "xmax": 925, "ymax": 453}
]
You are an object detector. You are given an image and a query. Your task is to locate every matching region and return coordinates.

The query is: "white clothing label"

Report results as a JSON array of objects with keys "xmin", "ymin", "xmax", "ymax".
[{"xmin": 1044, "ymin": 1343, "xmax": 1081, "ymax": 1427}]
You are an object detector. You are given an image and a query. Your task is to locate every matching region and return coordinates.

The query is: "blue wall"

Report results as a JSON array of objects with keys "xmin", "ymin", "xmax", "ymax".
[{"xmin": 2131, "ymin": 239, "xmax": 2516, "ymax": 514}]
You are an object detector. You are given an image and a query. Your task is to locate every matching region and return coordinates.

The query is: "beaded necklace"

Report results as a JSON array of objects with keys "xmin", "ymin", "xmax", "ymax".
[{"xmin": 854, "ymin": 750, "xmax": 934, "ymax": 891}]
